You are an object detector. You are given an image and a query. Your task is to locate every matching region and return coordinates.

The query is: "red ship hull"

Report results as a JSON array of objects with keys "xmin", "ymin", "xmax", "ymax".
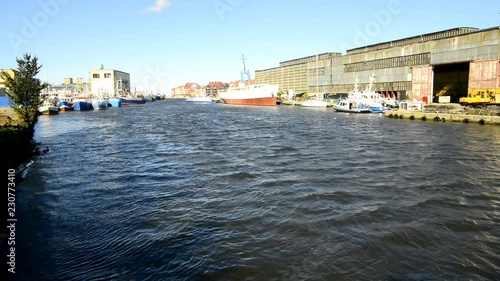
[{"xmin": 221, "ymin": 97, "xmax": 277, "ymax": 106}]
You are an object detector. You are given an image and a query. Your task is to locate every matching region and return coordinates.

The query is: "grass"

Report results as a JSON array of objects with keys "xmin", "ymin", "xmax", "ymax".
[{"xmin": 0, "ymin": 108, "xmax": 20, "ymax": 126}]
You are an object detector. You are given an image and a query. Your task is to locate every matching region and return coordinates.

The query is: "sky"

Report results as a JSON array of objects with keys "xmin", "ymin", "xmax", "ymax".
[{"xmin": 1, "ymin": 0, "xmax": 499, "ymax": 94}]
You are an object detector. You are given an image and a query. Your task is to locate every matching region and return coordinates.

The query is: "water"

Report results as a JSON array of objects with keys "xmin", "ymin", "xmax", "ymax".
[{"xmin": 14, "ymin": 100, "xmax": 500, "ymax": 280}]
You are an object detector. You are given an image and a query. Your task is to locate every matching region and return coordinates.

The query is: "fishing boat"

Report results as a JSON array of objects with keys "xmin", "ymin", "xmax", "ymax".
[
  {"xmin": 73, "ymin": 98, "xmax": 93, "ymax": 111},
  {"xmin": 219, "ymin": 55, "xmax": 279, "ymax": 106},
  {"xmin": 58, "ymin": 101, "xmax": 73, "ymax": 111},
  {"xmin": 92, "ymin": 99, "xmax": 108, "ymax": 110},
  {"xmin": 39, "ymin": 101, "xmax": 59, "ymax": 115},
  {"xmin": 120, "ymin": 96, "xmax": 146, "ymax": 105},
  {"xmin": 108, "ymin": 97, "xmax": 122, "ymax": 107},
  {"xmin": 369, "ymin": 102, "xmax": 390, "ymax": 113},
  {"xmin": 346, "ymin": 74, "xmax": 393, "ymax": 113},
  {"xmin": 333, "ymin": 99, "xmax": 371, "ymax": 113}
]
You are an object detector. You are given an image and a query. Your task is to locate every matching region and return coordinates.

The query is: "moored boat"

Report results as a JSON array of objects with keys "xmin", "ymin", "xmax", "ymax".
[
  {"xmin": 301, "ymin": 99, "xmax": 328, "ymax": 107},
  {"xmin": 73, "ymin": 99, "xmax": 93, "ymax": 111},
  {"xmin": 120, "ymin": 96, "xmax": 146, "ymax": 105},
  {"xmin": 108, "ymin": 97, "xmax": 122, "ymax": 107},
  {"xmin": 39, "ymin": 106, "xmax": 59, "ymax": 115},
  {"xmin": 219, "ymin": 84, "xmax": 278, "ymax": 106},
  {"xmin": 302, "ymin": 55, "xmax": 328, "ymax": 108},
  {"xmin": 369, "ymin": 102, "xmax": 390, "ymax": 113},
  {"xmin": 219, "ymin": 55, "xmax": 279, "ymax": 106},
  {"xmin": 39, "ymin": 100, "xmax": 59, "ymax": 115},
  {"xmin": 333, "ymin": 99, "xmax": 371, "ymax": 113},
  {"xmin": 58, "ymin": 101, "xmax": 73, "ymax": 111},
  {"xmin": 185, "ymin": 95, "xmax": 212, "ymax": 103},
  {"xmin": 92, "ymin": 99, "xmax": 108, "ymax": 110}
]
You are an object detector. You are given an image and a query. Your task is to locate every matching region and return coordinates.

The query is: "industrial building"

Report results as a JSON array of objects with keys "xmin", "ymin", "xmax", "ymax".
[
  {"xmin": 89, "ymin": 66, "xmax": 131, "ymax": 97},
  {"xmin": 255, "ymin": 26, "xmax": 500, "ymax": 103}
]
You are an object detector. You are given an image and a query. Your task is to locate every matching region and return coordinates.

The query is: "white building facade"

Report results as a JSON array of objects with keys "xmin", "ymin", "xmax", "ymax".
[{"xmin": 89, "ymin": 68, "xmax": 130, "ymax": 97}]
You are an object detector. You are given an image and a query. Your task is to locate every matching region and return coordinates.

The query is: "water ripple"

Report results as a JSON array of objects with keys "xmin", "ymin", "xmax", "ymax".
[{"xmin": 14, "ymin": 101, "xmax": 500, "ymax": 281}]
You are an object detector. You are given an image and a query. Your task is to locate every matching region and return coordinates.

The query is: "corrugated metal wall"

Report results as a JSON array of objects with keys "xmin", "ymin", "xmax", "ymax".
[
  {"xmin": 469, "ymin": 59, "xmax": 500, "ymax": 89},
  {"xmin": 412, "ymin": 66, "xmax": 433, "ymax": 101}
]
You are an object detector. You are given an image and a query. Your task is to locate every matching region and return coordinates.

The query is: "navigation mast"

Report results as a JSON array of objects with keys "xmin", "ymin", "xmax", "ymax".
[{"xmin": 240, "ymin": 54, "xmax": 251, "ymax": 84}]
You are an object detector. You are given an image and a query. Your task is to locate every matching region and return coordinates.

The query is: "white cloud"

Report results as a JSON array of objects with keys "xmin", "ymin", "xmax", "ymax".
[{"xmin": 148, "ymin": 0, "xmax": 170, "ymax": 13}]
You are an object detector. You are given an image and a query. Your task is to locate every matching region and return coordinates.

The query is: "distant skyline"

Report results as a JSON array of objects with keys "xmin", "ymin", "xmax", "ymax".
[{"xmin": 1, "ymin": 0, "xmax": 499, "ymax": 93}]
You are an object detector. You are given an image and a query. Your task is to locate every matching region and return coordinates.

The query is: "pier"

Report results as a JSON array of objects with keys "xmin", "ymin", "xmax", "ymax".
[{"xmin": 384, "ymin": 104, "xmax": 500, "ymax": 125}]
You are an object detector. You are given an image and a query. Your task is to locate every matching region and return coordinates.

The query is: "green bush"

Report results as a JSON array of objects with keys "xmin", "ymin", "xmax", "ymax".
[{"xmin": 0, "ymin": 124, "xmax": 39, "ymax": 172}]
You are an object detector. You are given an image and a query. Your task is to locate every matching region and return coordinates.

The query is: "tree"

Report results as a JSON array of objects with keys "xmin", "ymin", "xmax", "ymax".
[{"xmin": 0, "ymin": 53, "xmax": 48, "ymax": 130}]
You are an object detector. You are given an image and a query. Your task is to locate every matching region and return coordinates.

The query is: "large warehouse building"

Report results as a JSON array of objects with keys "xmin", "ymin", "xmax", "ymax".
[{"xmin": 255, "ymin": 26, "xmax": 500, "ymax": 103}]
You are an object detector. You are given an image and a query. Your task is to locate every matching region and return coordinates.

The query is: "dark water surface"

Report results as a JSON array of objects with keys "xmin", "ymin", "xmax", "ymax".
[{"xmin": 15, "ymin": 100, "xmax": 500, "ymax": 280}]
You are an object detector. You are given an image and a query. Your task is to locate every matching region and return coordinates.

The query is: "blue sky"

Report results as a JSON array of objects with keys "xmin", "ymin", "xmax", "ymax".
[{"xmin": 1, "ymin": 0, "xmax": 499, "ymax": 93}]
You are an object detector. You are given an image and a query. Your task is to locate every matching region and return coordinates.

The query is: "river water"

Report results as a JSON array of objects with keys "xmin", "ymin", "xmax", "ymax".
[{"xmin": 15, "ymin": 100, "xmax": 500, "ymax": 280}]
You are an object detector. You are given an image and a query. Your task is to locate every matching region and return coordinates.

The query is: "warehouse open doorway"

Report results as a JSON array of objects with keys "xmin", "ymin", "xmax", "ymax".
[{"xmin": 432, "ymin": 62, "xmax": 469, "ymax": 103}]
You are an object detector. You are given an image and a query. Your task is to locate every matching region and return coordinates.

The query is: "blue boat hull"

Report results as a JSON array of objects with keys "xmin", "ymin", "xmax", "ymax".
[
  {"xmin": 58, "ymin": 101, "xmax": 73, "ymax": 111},
  {"xmin": 92, "ymin": 100, "xmax": 108, "ymax": 110},
  {"xmin": 73, "ymin": 101, "xmax": 93, "ymax": 111},
  {"xmin": 109, "ymin": 98, "xmax": 122, "ymax": 107},
  {"xmin": 369, "ymin": 106, "xmax": 390, "ymax": 113}
]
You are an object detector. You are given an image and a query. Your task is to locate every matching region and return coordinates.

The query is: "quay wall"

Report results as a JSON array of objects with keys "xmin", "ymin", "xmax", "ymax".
[{"xmin": 384, "ymin": 110, "xmax": 500, "ymax": 125}]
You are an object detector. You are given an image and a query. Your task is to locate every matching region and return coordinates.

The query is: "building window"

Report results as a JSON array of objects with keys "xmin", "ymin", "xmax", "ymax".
[
  {"xmin": 93, "ymin": 74, "xmax": 100, "ymax": 79},
  {"xmin": 104, "ymin": 73, "xmax": 111, "ymax": 78}
]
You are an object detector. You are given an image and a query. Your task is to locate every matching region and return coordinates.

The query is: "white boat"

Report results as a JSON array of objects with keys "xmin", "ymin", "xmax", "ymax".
[
  {"xmin": 91, "ymin": 99, "xmax": 107, "ymax": 110},
  {"xmin": 301, "ymin": 54, "xmax": 328, "ymax": 108},
  {"xmin": 346, "ymin": 74, "xmax": 395, "ymax": 112},
  {"xmin": 333, "ymin": 99, "xmax": 371, "ymax": 113},
  {"xmin": 301, "ymin": 99, "xmax": 328, "ymax": 107},
  {"xmin": 92, "ymin": 89, "xmax": 108, "ymax": 110},
  {"xmin": 219, "ymin": 55, "xmax": 279, "ymax": 106},
  {"xmin": 39, "ymin": 100, "xmax": 59, "ymax": 115},
  {"xmin": 219, "ymin": 84, "xmax": 279, "ymax": 106},
  {"xmin": 108, "ymin": 97, "xmax": 122, "ymax": 107},
  {"xmin": 185, "ymin": 96, "xmax": 212, "ymax": 103}
]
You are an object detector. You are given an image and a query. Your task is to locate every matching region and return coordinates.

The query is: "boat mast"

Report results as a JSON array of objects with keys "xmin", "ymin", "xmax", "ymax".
[
  {"xmin": 240, "ymin": 54, "xmax": 251, "ymax": 84},
  {"xmin": 368, "ymin": 73, "xmax": 375, "ymax": 92},
  {"xmin": 242, "ymin": 54, "xmax": 247, "ymax": 74}
]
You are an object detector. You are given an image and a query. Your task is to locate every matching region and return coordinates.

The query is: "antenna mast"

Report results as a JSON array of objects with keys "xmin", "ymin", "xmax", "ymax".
[
  {"xmin": 241, "ymin": 54, "xmax": 247, "ymax": 73},
  {"xmin": 240, "ymin": 54, "xmax": 251, "ymax": 83}
]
